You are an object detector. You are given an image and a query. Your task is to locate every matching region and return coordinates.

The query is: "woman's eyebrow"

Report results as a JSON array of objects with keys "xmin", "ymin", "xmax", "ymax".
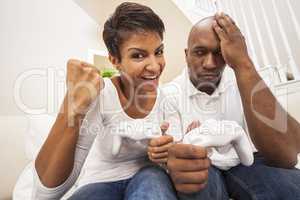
[
  {"xmin": 127, "ymin": 48, "xmax": 147, "ymax": 53},
  {"xmin": 127, "ymin": 44, "xmax": 164, "ymax": 52},
  {"xmin": 156, "ymin": 44, "xmax": 164, "ymax": 51}
]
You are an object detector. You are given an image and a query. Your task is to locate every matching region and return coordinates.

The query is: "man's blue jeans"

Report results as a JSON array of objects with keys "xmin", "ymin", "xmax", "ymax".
[
  {"xmin": 68, "ymin": 165, "xmax": 177, "ymax": 200},
  {"xmin": 179, "ymin": 153, "xmax": 300, "ymax": 200}
]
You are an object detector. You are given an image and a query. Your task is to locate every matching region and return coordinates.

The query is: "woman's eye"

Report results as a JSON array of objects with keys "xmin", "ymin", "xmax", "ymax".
[
  {"xmin": 132, "ymin": 53, "xmax": 144, "ymax": 59},
  {"xmin": 156, "ymin": 49, "xmax": 164, "ymax": 56}
]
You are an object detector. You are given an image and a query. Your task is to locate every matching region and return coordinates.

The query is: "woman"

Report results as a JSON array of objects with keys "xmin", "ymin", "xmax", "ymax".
[{"xmin": 33, "ymin": 2, "xmax": 176, "ymax": 200}]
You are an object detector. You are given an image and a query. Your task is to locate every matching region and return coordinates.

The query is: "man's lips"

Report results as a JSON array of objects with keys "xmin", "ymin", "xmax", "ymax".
[{"xmin": 201, "ymin": 73, "xmax": 220, "ymax": 78}]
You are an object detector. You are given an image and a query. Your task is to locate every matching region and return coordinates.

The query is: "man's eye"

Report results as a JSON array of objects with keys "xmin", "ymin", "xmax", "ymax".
[
  {"xmin": 156, "ymin": 49, "xmax": 164, "ymax": 56},
  {"xmin": 195, "ymin": 51, "xmax": 205, "ymax": 56},
  {"xmin": 132, "ymin": 53, "xmax": 144, "ymax": 59},
  {"xmin": 215, "ymin": 50, "xmax": 222, "ymax": 56}
]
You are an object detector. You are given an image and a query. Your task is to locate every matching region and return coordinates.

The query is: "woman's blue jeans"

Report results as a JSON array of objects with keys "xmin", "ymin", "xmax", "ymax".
[{"xmin": 68, "ymin": 165, "xmax": 177, "ymax": 200}]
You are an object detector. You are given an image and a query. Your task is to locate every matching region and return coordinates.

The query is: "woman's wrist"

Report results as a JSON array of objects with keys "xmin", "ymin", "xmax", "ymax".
[{"xmin": 59, "ymin": 94, "xmax": 85, "ymax": 129}]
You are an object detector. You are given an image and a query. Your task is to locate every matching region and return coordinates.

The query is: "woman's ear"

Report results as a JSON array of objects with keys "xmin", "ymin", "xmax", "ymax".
[{"xmin": 109, "ymin": 54, "xmax": 121, "ymax": 71}]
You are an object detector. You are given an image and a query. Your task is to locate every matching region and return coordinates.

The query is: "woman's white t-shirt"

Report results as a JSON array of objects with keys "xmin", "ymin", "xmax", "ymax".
[{"xmin": 32, "ymin": 78, "xmax": 167, "ymax": 199}]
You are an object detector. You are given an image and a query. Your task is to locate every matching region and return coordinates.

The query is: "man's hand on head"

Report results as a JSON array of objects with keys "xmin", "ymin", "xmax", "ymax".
[{"xmin": 213, "ymin": 12, "xmax": 253, "ymax": 71}]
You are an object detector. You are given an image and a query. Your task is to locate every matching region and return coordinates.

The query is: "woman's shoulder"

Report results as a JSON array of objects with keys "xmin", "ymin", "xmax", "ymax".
[
  {"xmin": 97, "ymin": 77, "xmax": 121, "ymax": 112},
  {"xmin": 101, "ymin": 77, "xmax": 118, "ymax": 96}
]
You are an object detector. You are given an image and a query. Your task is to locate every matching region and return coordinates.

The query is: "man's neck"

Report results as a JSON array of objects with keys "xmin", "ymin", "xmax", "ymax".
[
  {"xmin": 198, "ymin": 86, "xmax": 216, "ymax": 95},
  {"xmin": 197, "ymin": 79, "xmax": 221, "ymax": 95}
]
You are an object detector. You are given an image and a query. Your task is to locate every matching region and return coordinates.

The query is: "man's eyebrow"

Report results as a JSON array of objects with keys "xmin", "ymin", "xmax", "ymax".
[
  {"xmin": 193, "ymin": 46, "xmax": 220, "ymax": 52},
  {"xmin": 192, "ymin": 46, "xmax": 207, "ymax": 50}
]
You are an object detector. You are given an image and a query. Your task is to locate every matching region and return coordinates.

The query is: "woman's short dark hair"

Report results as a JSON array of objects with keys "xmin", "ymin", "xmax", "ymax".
[{"xmin": 103, "ymin": 2, "xmax": 165, "ymax": 61}]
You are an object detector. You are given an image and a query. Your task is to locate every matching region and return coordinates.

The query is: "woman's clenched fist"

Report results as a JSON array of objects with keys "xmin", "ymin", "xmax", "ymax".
[{"xmin": 65, "ymin": 59, "xmax": 104, "ymax": 119}]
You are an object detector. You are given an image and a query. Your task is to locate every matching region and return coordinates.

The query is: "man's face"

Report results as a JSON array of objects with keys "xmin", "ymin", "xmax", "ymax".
[{"xmin": 185, "ymin": 22, "xmax": 226, "ymax": 90}]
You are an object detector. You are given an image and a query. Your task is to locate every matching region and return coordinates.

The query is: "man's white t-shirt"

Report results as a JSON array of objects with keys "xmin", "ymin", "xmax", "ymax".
[{"xmin": 161, "ymin": 67, "xmax": 257, "ymax": 152}]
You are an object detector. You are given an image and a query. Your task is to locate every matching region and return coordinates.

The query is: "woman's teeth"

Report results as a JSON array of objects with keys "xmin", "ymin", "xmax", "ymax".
[{"xmin": 142, "ymin": 76, "xmax": 157, "ymax": 80}]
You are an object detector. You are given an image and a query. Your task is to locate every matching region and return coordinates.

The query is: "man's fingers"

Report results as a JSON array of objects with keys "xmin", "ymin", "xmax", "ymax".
[
  {"xmin": 167, "ymin": 157, "xmax": 211, "ymax": 172},
  {"xmin": 149, "ymin": 135, "xmax": 173, "ymax": 147},
  {"xmin": 186, "ymin": 120, "xmax": 201, "ymax": 134},
  {"xmin": 213, "ymin": 20, "xmax": 227, "ymax": 41},
  {"xmin": 149, "ymin": 157, "xmax": 168, "ymax": 164},
  {"xmin": 148, "ymin": 151, "xmax": 168, "ymax": 159},
  {"xmin": 168, "ymin": 158, "xmax": 211, "ymax": 172},
  {"xmin": 168, "ymin": 144, "xmax": 207, "ymax": 159},
  {"xmin": 148, "ymin": 142, "xmax": 173, "ymax": 153},
  {"xmin": 175, "ymin": 183, "xmax": 208, "ymax": 194},
  {"xmin": 224, "ymin": 14, "xmax": 236, "ymax": 26},
  {"xmin": 215, "ymin": 13, "xmax": 231, "ymax": 32},
  {"xmin": 171, "ymin": 170, "xmax": 209, "ymax": 184},
  {"xmin": 216, "ymin": 13, "xmax": 240, "ymax": 35}
]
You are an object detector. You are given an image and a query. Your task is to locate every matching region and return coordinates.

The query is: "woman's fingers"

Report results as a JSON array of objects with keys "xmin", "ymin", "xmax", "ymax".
[
  {"xmin": 148, "ymin": 142, "xmax": 173, "ymax": 154},
  {"xmin": 160, "ymin": 121, "xmax": 170, "ymax": 135},
  {"xmin": 149, "ymin": 135, "xmax": 173, "ymax": 147}
]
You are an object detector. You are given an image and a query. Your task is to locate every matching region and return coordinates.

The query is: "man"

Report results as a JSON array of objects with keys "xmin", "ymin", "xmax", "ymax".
[{"xmin": 149, "ymin": 13, "xmax": 300, "ymax": 199}]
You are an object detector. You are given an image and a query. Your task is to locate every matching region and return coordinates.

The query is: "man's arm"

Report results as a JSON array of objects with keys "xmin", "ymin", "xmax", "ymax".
[
  {"xmin": 213, "ymin": 13, "xmax": 300, "ymax": 168},
  {"xmin": 234, "ymin": 62, "xmax": 300, "ymax": 168}
]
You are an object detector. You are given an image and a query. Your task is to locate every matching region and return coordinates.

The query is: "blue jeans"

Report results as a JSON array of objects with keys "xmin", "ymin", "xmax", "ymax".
[
  {"xmin": 178, "ymin": 166, "xmax": 229, "ymax": 200},
  {"xmin": 179, "ymin": 153, "xmax": 300, "ymax": 200},
  {"xmin": 68, "ymin": 165, "xmax": 177, "ymax": 200}
]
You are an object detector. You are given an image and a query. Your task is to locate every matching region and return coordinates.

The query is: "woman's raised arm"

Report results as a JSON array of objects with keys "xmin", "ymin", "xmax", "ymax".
[{"xmin": 33, "ymin": 59, "xmax": 104, "ymax": 198}]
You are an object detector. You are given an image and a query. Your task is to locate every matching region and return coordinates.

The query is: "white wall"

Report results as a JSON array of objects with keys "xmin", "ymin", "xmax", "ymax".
[
  {"xmin": 221, "ymin": 0, "xmax": 300, "ymax": 77},
  {"xmin": 219, "ymin": 0, "xmax": 300, "ymax": 121},
  {"xmin": 0, "ymin": 0, "xmax": 103, "ymax": 198}
]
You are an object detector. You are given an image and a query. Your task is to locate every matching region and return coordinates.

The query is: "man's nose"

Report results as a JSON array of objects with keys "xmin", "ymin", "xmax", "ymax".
[{"xmin": 203, "ymin": 53, "xmax": 217, "ymax": 70}]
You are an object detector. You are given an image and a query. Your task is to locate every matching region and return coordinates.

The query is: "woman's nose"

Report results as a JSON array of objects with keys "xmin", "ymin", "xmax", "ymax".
[{"xmin": 146, "ymin": 56, "xmax": 162, "ymax": 73}]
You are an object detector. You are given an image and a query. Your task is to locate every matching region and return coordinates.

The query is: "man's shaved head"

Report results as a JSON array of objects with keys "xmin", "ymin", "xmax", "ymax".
[
  {"xmin": 188, "ymin": 16, "xmax": 217, "ymax": 48},
  {"xmin": 185, "ymin": 16, "xmax": 226, "ymax": 95}
]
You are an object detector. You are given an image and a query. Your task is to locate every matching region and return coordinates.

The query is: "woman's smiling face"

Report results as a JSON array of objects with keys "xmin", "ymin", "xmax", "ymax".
[{"xmin": 111, "ymin": 31, "xmax": 165, "ymax": 93}]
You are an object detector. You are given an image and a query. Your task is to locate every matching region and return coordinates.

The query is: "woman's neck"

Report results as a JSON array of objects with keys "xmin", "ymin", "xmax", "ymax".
[{"xmin": 113, "ymin": 76, "xmax": 157, "ymax": 118}]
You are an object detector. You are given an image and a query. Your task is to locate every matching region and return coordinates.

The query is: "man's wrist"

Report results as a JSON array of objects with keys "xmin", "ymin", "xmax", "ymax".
[{"xmin": 233, "ymin": 58, "xmax": 256, "ymax": 77}]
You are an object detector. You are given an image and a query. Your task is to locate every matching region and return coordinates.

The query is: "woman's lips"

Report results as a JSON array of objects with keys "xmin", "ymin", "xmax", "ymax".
[{"xmin": 140, "ymin": 75, "xmax": 160, "ymax": 87}]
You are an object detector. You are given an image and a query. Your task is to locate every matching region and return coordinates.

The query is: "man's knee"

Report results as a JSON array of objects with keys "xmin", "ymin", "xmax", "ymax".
[{"xmin": 225, "ymin": 164, "xmax": 300, "ymax": 200}]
